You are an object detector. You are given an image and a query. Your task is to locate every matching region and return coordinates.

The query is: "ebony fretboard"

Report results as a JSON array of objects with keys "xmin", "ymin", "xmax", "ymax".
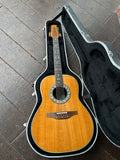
[{"xmin": 53, "ymin": 38, "xmax": 63, "ymax": 88}]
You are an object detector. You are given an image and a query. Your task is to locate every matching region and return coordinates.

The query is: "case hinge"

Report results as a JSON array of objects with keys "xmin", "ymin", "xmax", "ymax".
[{"xmin": 51, "ymin": 11, "xmax": 63, "ymax": 21}]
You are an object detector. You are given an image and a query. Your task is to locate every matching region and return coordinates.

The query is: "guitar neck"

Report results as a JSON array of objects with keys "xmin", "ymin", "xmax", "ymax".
[{"xmin": 53, "ymin": 37, "xmax": 63, "ymax": 88}]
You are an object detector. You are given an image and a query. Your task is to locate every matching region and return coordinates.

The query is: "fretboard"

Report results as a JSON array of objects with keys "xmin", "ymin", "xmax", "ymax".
[{"xmin": 53, "ymin": 38, "xmax": 63, "ymax": 88}]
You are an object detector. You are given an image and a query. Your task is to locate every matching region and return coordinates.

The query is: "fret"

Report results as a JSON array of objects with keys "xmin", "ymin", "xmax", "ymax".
[{"xmin": 53, "ymin": 38, "xmax": 63, "ymax": 87}]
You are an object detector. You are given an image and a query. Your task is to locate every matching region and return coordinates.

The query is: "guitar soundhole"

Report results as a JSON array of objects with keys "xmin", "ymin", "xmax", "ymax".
[
  {"xmin": 49, "ymin": 84, "xmax": 71, "ymax": 104},
  {"xmin": 53, "ymin": 87, "xmax": 67, "ymax": 100}
]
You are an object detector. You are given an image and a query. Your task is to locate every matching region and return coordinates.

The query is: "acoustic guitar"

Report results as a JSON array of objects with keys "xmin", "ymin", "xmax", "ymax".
[{"xmin": 26, "ymin": 23, "xmax": 97, "ymax": 158}]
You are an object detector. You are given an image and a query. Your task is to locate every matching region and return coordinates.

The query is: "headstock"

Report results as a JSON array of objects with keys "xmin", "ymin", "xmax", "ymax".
[{"xmin": 49, "ymin": 25, "xmax": 61, "ymax": 38}]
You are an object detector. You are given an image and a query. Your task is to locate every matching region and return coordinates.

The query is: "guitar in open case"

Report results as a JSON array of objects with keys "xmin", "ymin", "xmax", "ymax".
[{"xmin": 26, "ymin": 5, "xmax": 120, "ymax": 158}]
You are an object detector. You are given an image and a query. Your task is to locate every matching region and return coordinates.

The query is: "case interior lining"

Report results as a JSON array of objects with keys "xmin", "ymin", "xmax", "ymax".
[{"xmin": 62, "ymin": 8, "xmax": 120, "ymax": 146}]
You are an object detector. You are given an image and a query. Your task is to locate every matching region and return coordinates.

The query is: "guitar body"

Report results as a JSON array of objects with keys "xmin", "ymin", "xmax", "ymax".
[
  {"xmin": 32, "ymin": 75, "xmax": 93, "ymax": 153},
  {"xmin": 26, "ymin": 20, "xmax": 98, "ymax": 158}
]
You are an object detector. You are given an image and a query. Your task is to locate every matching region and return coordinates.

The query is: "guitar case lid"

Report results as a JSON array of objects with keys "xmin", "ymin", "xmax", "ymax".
[{"xmin": 60, "ymin": 5, "xmax": 120, "ymax": 148}]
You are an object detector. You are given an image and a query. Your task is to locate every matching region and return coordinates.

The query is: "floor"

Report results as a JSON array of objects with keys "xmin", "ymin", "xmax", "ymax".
[{"xmin": 0, "ymin": 0, "xmax": 120, "ymax": 160}]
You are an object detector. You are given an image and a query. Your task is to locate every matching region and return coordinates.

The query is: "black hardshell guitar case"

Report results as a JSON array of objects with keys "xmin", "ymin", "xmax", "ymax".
[
  {"xmin": 26, "ymin": 19, "xmax": 98, "ymax": 158},
  {"xmin": 62, "ymin": 5, "xmax": 120, "ymax": 147}
]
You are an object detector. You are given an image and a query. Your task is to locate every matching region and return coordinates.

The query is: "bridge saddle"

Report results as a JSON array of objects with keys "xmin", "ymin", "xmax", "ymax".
[{"xmin": 47, "ymin": 111, "xmax": 77, "ymax": 120}]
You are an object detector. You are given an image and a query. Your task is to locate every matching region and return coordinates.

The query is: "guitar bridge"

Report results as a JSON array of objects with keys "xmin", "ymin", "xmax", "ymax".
[{"xmin": 47, "ymin": 111, "xmax": 77, "ymax": 120}]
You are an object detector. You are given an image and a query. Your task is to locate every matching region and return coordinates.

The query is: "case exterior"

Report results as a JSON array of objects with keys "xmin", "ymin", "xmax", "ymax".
[{"xmin": 62, "ymin": 5, "xmax": 120, "ymax": 147}]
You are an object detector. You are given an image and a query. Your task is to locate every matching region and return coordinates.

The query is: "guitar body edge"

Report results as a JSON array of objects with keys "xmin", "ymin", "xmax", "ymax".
[{"xmin": 26, "ymin": 73, "xmax": 98, "ymax": 158}]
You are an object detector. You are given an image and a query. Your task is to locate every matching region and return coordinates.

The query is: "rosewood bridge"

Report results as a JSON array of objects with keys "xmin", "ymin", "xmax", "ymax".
[{"xmin": 47, "ymin": 111, "xmax": 78, "ymax": 120}]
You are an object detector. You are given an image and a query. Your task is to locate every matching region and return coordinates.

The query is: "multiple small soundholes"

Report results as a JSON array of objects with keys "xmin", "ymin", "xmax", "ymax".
[{"xmin": 49, "ymin": 84, "xmax": 71, "ymax": 104}]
